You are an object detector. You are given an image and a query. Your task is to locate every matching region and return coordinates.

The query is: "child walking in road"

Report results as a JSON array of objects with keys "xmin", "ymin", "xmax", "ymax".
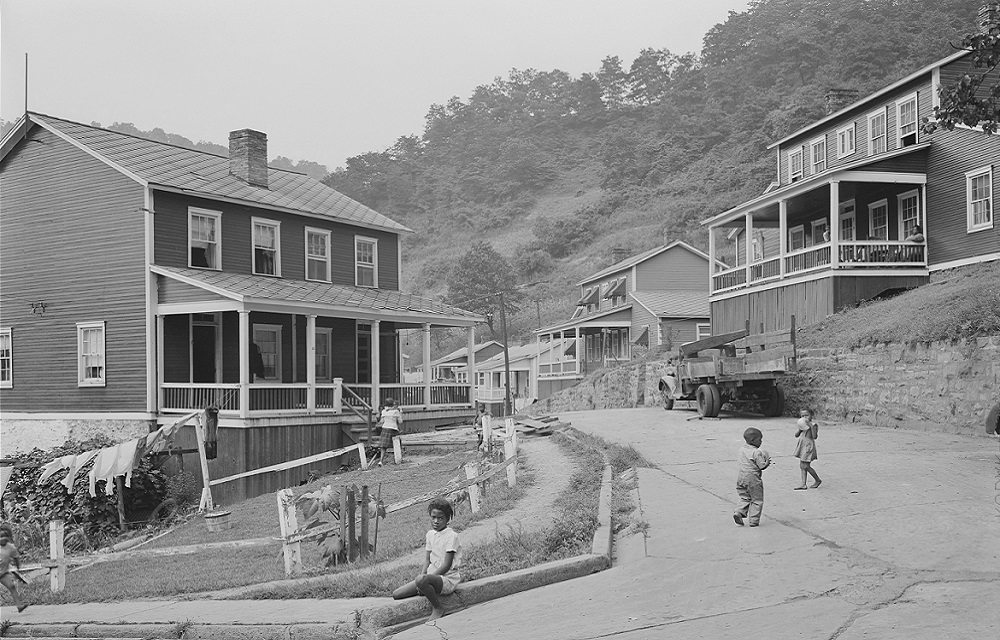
[
  {"xmin": 377, "ymin": 398, "xmax": 403, "ymax": 466},
  {"xmin": 734, "ymin": 427, "xmax": 771, "ymax": 527},
  {"xmin": 793, "ymin": 408, "xmax": 822, "ymax": 489},
  {"xmin": 392, "ymin": 498, "xmax": 461, "ymax": 621},
  {"xmin": 0, "ymin": 524, "xmax": 28, "ymax": 612}
]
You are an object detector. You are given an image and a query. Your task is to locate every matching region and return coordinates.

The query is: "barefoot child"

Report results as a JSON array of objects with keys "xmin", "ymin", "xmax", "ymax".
[
  {"xmin": 392, "ymin": 498, "xmax": 461, "ymax": 621},
  {"xmin": 0, "ymin": 524, "xmax": 28, "ymax": 612},
  {"xmin": 734, "ymin": 427, "xmax": 771, "ymax": 527},
  {"xmin": 377, "ymin": 398, "xmax": 403, "ymax": 466},
  {"xmin": 793, "ymin": 408, "xmax": 822, "ymax": 489}
]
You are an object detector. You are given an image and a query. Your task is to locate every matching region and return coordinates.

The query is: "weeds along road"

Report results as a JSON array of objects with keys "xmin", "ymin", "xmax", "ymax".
[{"xmin": 394, "ymin": 407, "xmax": 1000, "ymax": 640}]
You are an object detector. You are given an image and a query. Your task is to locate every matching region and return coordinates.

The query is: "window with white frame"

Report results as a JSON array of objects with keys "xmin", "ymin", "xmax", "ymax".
[
  {"xmin": 77, "ymin": 321, "xmax": 106, "ymax": 387},
  {"xmin": 868, "ymin": 109, "xmax": 887, "ymax": 155},
  {"xmin": 839, "ymin": 201, "xmax": 856, "ymax": 241},
  {"xmin": 315, "ymin": 327, "xmax": 332, "ymax": 381},
  {"xmin": 0, "ymin": 328, "xmax": 11, "ymax": 388},
  {"xmin": 751, "ymin": 232, "xmax": 764, "ymax": 261},
  {"xmin": 253, "ymin": 219, "xmax": 280, "ymax": 276},
  {"xmin": 837, "ymin": 123, "xmax": 856, "ymax": 158},
  {"xmin": 305, "ymin": 228, "xmax": 331, "ymax": 282},
  {"xmin": 869, "ymin": 200, "xmax": 889, "ymax": 241},
  {"xmin": 897, "ymin": 93, "xmax": 918, "ymax": 147},
  {"xmin": 789, "ymin": 225, "xmax": 805, "ymax": 251},
  {"xmin": 898, "ymin": 190, "xmax": 920, "ymax": 238},
  {"xmin": 812, "ymin": 220, "xmax": 828, "ymax": 245},
  {"xmin": 355, "ymin": 236, "xmax": 378, "ymax": 287},
  {"xmin": 189, "ymin": 208, "xmax": 221, "ymax": 269},
  {"xmin": 810, "ymin": 137, "xmax": 826, "ymax": 174},
  {"xmin": 789, "ymin": 148, "xmax": 804, "ymax": 182},
  {"xmin": 967, "ymin": 166, "xmax": 994, "ymax": 232},
  {"xmin": 253, "ymin": 324, "xmax": 282, "ymax": 380},
  {"xmin": 696, "ymin": 323, "xmax": 711, "ymax": 341}
]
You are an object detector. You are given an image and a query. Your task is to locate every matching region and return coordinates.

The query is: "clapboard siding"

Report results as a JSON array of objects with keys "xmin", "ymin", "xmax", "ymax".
[
  {"xmin": 939, "ymin": 53, "xmax": 999, "ymax": 102},
  {"xmin": 630, "ymin": 303, "xmax": 656, "ymax": 343},
  {"xmin": 158, "ymin": 275, "xmax": 230, "ymax": 304},
  {"xmin": 778, "ymin": 76, "xmax": 932, "ymax": 185},
  {"xmin": 925, "ymin": 127, "xmax": 1000, "ymax": 265},
  {"xmin": 633, "ymin": 245, "xmax": 709, "ymax": 290},
  {"xmin": 153, "ymin": 191, "xmax": 400, "ymax": 289},
  {"xmin": 0, "ymin": 126, "xmax": 148, "ymax": 411},
  {"xmin": 658, "ymin": 318, "xmax": 701, "ymax": 347}
]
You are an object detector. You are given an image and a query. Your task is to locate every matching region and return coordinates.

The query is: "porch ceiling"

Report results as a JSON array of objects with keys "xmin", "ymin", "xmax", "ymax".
[{"xmin": 151, "ymin": 265, "xmax": 484, "ymax": 326}]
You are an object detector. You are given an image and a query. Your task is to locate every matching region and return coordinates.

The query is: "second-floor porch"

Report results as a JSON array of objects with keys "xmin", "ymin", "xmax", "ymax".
[{"xmin": 706, "ymin": 146, "xmax": 930, "ymax": 297}]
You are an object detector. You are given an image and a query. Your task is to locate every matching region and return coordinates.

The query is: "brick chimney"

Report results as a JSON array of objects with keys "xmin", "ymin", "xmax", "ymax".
[
  {"xmin": 980, "ymin": 2, "xmax": 1000, "ymax": 33},
  {"xmin": 612, "ymin": 247, "xmax": 630, "ymax": 263},
  {"xmin": 229, "ymin": 129, "xmax": 269, "ymax": 188},
  {"xmin": 825, "ymin": 88, "xmax": 860, "ymax": 115}
]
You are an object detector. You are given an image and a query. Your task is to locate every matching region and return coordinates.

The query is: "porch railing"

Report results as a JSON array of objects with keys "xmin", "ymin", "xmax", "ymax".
[
  {"xmin": 538, "ymin": 360, "xmax": 581, "ymax": 377},
  {"xmin": 838, "ymin": 241, "xmax": 925, "ymax": 265},
  {"xmin": 712, "ymin": 265, "xmax": 747, "ymax": 292},
  {"xmin": 785, "ymin": 245, "xmax": 832, "ymax": 274},
  {"xmin": 341, "ymin": 383, "xmax": 470, "ymax": 409},
  {"xmin": 161, "ymin": 383, "xmax": 240, "ymax": 412},
  {"xmin": 749, "ymin": 256, "xmax": 782, "ymax": 282}
]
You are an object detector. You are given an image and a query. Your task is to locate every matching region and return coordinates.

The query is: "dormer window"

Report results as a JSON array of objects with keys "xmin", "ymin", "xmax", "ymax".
[
  {"xmin": 897, "ymin": 93, "xmax": 918, "ymax": 147},
  {"xmin": 837, "ymin": 123, "xmax": 856, "ymax": 159},
  {"xmin": 810, "ymin": 137, "xmax": 826, "ymax": 174},
  {"xmin": 788, "ymin": 148, "xmax": 803, "ymax": 182},
  {"xmin": 868, "ymin": 108, "xmax": 887, "ymax": 155}
]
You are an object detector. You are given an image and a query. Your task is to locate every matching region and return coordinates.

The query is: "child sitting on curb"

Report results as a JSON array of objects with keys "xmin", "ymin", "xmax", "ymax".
[{"xmin": 392, "ymin": 498, "xmax": 461, "ymax": 621}]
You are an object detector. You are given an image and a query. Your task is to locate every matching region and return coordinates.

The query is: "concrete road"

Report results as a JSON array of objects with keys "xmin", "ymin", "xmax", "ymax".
[{"xmin": 391, "ymin": 407, "xmax": 1000, "ymax": 640}]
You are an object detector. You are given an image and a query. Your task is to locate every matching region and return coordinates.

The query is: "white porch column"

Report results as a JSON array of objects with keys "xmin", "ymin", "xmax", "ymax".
[
  {"xmin": 576, "ymin": 329, "xmax": 582, "ymax": 375},
  {"xmin": 745, "ymin": 212, "xmax": 754, "ymax": 284},
  {"xmin": 306, "ymin": 315, "xmax": 317, "ymax": 413},
  {"xmin": 422, "ymin": 323, "xmax": 432, "ymax": 410},
  {"xmin": 371, "ymin": 319, "xmax": 381, "ymax": 410},
  {"xmin": 156, "ymin": 315, "xmax": 164, "ymax": 412},
  {"xmin": 558, "ymin": 330, "xmax": 564, "ymax": 375},
  {"xmin": 708, "ymin": 226, "xmax": 716, "ymax": 292},
  {"xmin": 466, "ymin": 326, "xmax": 476, "ymax": 408},
  {"xmin": 779, "ymin": 199, "xmax": 788, "ymax": 277},
  {"xmin": 239, "ymin": 311, "xmax": 250, "ymax": 418},
  {"xmin": 830, "ymin": 180, "xmax": 840, "ymax": 269}
]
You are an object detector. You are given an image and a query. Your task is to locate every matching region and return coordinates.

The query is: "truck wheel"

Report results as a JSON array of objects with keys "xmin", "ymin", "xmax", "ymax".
[
  {"xmin": 661, "ymin": 388, "xmax": 675, "ymax": 410},
  {"xmin": 763, "ymin": 385, "xmax": 786, "ymax": 417},
  {"xmin": 696, "ymin": 384, "xmax": 721, "ymax": 418}
]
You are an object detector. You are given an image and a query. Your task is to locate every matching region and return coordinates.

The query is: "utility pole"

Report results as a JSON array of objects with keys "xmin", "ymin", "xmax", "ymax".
[{"xmin": 498, "ymin": 290, "xmax": 512, "ymax": 416}]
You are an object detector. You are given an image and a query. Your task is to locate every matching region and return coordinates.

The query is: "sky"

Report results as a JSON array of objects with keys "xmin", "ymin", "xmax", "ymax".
[{"xmin": 1, "ymin": 1, "xmax": 748, "ymax": 170}]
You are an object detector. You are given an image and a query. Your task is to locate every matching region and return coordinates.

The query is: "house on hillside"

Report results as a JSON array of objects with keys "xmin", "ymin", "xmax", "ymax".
[
  {"xmin": 534, "ymin": 241, "xmax": 718, "ymax": 398},
  {"xmin": 0, "ymin": 113, "xmax": 482, "ymax": 502},
  {"xmin": 704, "ymin": 14, "xmax": 1000, "ymax": 334},
  {"xmin": 416, "ymin": 341, "xmax": 504, "ymax": 383},
  {"xmin": 473, "ymin": 339, "xmax": 575, "ymax": 415}
]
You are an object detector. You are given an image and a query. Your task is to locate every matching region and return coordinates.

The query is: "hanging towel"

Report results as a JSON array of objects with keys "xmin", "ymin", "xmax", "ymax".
[
  {"xmin": 0, "ymin": 466, "xmax": 13, "ymax": 500},
  {"xmin": 108, "ymin": 439, "xmax": 140, "ymax": 491},
  {"xmin": 88, "ymin": 446, "xmax": 119, "ymax": 497},
  {"xmin": 61, "ymin": 449, "xmax": 99, "ymax": 494},
  {"xmin": 38, "ymin": 454, "xmax": 76, "ymax": 485}
]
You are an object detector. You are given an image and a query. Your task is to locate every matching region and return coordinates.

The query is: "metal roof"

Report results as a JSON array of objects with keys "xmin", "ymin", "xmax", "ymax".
[
  {"xmin": 24, "ymin": 112, "xmax": 411, "ymax": 234},
  {"xmin": 577, "ymin": 241, "xmax": 713, "ymax": 286},
  {"xmin": 428, "ymin": 341, "xmax": 504, "ymax": 367},
  {"xmin": 630, "ymin": 290, "xmax": 709, "ymax": 319},
  {"xmin": 152, "ymin": 265, "xmax": 482, "ymax": 323}
]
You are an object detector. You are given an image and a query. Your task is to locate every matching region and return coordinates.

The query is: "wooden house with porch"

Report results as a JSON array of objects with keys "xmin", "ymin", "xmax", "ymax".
[
  {"xmin": 0, "ymin": 113, "xmax": 482, "ymax": 503},
  {"xmin": 535, "ymin": 241, "xmax": 715, "ymax": 398},
  {"xmin": 704, "ymin": 43, "xmax": 1000, "ymax": 334}
]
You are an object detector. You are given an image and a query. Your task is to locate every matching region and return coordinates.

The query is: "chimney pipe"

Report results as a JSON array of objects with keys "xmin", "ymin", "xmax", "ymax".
[
  {"xmin": 980, "ymin": 2, "xmax": 1000, "ymax": 34},
  {"xmin": 229, "ymin": 129, "xmax": 269, "ymax": 188},
  {"xmin": 825, "ymin": 88, "xmax": 860, "ymax": 115}
]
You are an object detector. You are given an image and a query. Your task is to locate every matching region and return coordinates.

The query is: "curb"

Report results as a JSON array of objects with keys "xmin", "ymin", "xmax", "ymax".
[{"xmin": 1, "ymin": 465, "xmax": 617, "ymax": 640}]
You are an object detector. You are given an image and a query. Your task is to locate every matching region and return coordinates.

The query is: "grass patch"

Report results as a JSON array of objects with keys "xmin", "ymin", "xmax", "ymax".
[{"xmin": 798, "ymin": 260, "xmax": 1000, "ymax": 349}]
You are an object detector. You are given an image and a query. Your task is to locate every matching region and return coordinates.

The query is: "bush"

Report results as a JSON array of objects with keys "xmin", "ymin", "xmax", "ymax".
[{"xmin": 3, "ymin": 436, "xmax": 168, "ymax": 546}]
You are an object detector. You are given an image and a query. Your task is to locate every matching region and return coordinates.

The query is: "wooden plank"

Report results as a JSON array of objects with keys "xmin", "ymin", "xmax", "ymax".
[
  {"xmin": 734, "ymin": 328, "xmax": 794, "ymax": 350},
  {"xmin": 210, "ymin": 442, "xmax": 358, "ymax": 486},
  {"xmin": 743, "ymin": 345, "xmax": 794, "ymax": 364},
  {"xmin": 383, "ymin": 454, "xmax": 517, "ymax": 515},
  {"xmin": 679, "ymin": 329, "xmax": 749, "ymax": 357}
]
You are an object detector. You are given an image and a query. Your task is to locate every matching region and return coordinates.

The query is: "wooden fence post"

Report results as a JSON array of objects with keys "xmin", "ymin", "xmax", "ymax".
[
  {"xmin": 392, "ymin": 436, "xmax": 403, "ymax": 464},
  {"xmin": 357, "ymin": 443, "xmax": 369, "ymax": 471},
  {"xmin": 464, "ymin": 461, "xmax": 481, "ymax": 513},
  {"xmin": 482, "ymin": 415, "xmax": 493, "ymax": 452},
  {"xmin": 347, "ymin": 485, "xmax": 358, "ymax": 560},
  {"xmin": 277, "ymin": 489, "xmax": 302, "ymax": 576},
  {"xmin": 49, "ymin": 519, "xmax": 66, "ymax": 593},
  {"xmin": 504, "ymin": 438, "xmax": 517, "ymax": 488},
  {"xmin": 359, "ymin": 485, "xmax": 370, "ymax": 559},
  {"xmin": 339, "ymin": 485, "xmax": 348, "ymax": 551},
  {"xmin": 194, "ymin": 413, "xmax": 214, "ymax": 512},
  {"xmin": 333, "ymin": 377, "xmax": 343, "ymax": 414}
]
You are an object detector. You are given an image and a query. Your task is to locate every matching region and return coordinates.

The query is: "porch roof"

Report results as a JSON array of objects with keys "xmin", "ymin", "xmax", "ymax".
[
  {"xmin": 536, "ymin": 305, "xmax": 632, "ymax": 335},
  {"xmin": 701, "ymin": 143, "xmax": 930, "ymax": 228},
  {"xmin": 631, "ymin": 290, "xmax": 709, "ymax": 319},
  {"xmin": 151, "ymin": 265, "xmax": 484, "ymax": 325}
]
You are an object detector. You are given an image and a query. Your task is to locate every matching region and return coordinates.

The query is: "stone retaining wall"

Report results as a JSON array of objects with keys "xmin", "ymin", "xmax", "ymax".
[{"xmin": 531, "ymin": 337, "xmax": 1000, "ymax": 437}]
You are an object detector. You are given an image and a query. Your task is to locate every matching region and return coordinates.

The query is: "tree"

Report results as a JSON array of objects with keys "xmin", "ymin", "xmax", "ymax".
[
  {"xmin": 444, "ymin": 241, "xmax": 521, "ymax": 338},
  {"xmin": 925, "ymin": 15, "xmax": 1000, "ymax": 134}
]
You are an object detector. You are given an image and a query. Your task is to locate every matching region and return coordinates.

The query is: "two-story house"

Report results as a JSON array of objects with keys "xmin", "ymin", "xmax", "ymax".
[
  {"xmin": 0, "ymin": 113, "xmax": 482, "ymax": 502},
  {"xmin": 417, "ymin": 341, "xmax": 504, "ymax": 383},
  {"xmin": 472, "ymin": 338, "xmax": 575, "ymax": 415},
  {"xmin": 534, "ymin": 241, "xmax": 717, "ymax": 398},
  {"xmin": 704, "ymin": 37, "xmax": 1000, "ymax": 333}
]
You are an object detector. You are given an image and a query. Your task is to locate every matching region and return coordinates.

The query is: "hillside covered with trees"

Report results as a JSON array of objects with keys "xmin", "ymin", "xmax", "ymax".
[{"xmin": 323, "ymin": 0, "xmax": 986, "ymax": 351}]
